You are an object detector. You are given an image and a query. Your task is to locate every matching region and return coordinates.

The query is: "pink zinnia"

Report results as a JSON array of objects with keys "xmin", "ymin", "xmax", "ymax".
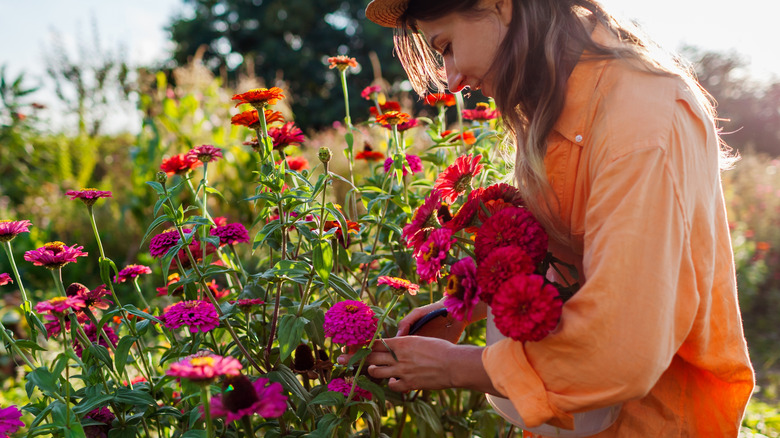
[
  {"xmin": 474, "ymin": 206, "xmax": 548, "ymax": 264},
  {"xmin": 269, "ymin": 122, "xmax": 305, "ymax": 150},
  {"xmin": 377, "ymin": 276, "xmax": 419, "ymax": 296},
  {"xmin": 443, "ymin": 258, "xmax": 479, "ymax": 321},
  {"xmin": 159, "ymin": 300, "xmax": 220, "ymax": 333},
  {"xmin": 0, "ymin": 273, "xmax": 12, "ymax": 286},
  {"xmin": 328, "ymin": 376, "xmax": 372, "ymax": 401},
  {"xmin": 0, "ymin": 405, "xmax": 24, "ymax": 435},
  {"xmin": 186, "ymin": 145, "xmax": 223, "ymax": 163},
  {"xmin": 232, "ymin": 298, "xmax": 265, "ymax": 312},
  {"xmin": 476, "ymin": 246, "xmax": 535, "ymax": 304},
  {"xmin": 323, "ymin": 300, "xmax": 377, "ymax": 346},
  {"xmin": 434, "ymin": 154, "xmax": 484, "ymax": 203},
  {"xmin": 462, "ymin": 102, "xmax": 499, "ymax": 121},
  {"xmin": 114, "ymin": 264, "xmax": 153, "ymax": 283},
  {"xmin": 35, "ymin": 296, "xmax": 86, "ymax": 316},
  {"xmin": 166, "ymin": 353, "xmax": 243, "ymax": 382},
  {"xmin": 0, "ymin": 219, "xmax": 32, "ymax": 243},
  {"xmin": 24, "ymin": 241, "xmax": 88, "ymax": 269},
  {"xmin": 66, "ymin": 283, "xmax": 112, "ymax": 310},
  {"xmin": 210, "ymin": 223, "xmax": 250, "ymax": 246},
  {"xmin": 382, "ymin": 117, "xmax": 419, "ymax": 132},
  {"xmin": 402, "ymin": 191, "xmax": 441, "ymax": 253},
  {"xmin": 415, "ymin": 228, "xmax": 455, "ymax": 284},
  {"xmin": 491, "ymin": 274, "xmax": 562, "ymax": 342},
  {"xmin": 65, "ymin": 188, "xmax": 112, "ymax": 207},
  {"xmin": 208, "ymin": 374, "xmax": 287, "ymax": 421},
  {"xmin": 84, "ymin": 407, "xmax": 115, "ymax": 438},
  {"xmin": 74, "ymin": 323, "xmax": 119, "ymax": 358},
  {"xmin": 383, "ymin": 154, "xmax": 423, "ymax": 176},
  {"xmin": 361, "ymin": 85, "xmax": 381, "ymax": 100},
  {"xmin": 149, "ymin": 228, "xmax": 192, "ymax": 259},
  {"xmin": 160, "ymin": 153, "xmax": 203, "ymax": 176}
]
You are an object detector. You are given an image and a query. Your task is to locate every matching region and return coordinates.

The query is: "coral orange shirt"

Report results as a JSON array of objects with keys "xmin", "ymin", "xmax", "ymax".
[{"xmin": 482, "ymin": 27, "xmax": 755, "ymax": 437}]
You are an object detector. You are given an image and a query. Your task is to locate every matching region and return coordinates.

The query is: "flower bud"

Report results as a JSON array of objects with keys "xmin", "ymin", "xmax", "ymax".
[
  {"xmin": 318, "ymin": 147, "xmax": 333, "ymax": 165},
  {"xmin": 156, "ymin": 171, "xmax": 168, "ymax": 186}
]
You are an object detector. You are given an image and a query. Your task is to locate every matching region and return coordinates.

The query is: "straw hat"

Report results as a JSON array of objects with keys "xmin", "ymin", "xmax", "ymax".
[{"xmin": 365, "ymin": 0, "xmax": 410, "ymax": 28}]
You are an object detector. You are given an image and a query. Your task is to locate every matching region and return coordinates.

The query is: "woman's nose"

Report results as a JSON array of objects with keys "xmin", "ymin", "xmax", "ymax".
[{"xmin": 444, "ymin": 59, "xmax": 465, "ymax": 93}]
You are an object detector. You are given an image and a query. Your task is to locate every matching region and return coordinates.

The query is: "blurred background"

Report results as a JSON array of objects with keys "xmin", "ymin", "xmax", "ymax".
[{"xmin": 1, "ymin": 0, "xmax": 779, "ymax": 434}]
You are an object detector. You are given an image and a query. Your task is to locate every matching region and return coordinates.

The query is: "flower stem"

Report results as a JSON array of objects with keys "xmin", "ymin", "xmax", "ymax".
[
  {"xmin": 202, "ymin": 162, "xmax": 210, "ymax": 264},
  {"xmin": 0, "ymin": 321, "xmax": 37, "ymax": 369},
  {"xmin": 132, "ymin": 277, "xmax": 152, "ymax": 310},
  {"xmin": 242, "ymin": 415, "xmax": 255, "ymax": 438},
  {"xmin": 51, "ymin": 269, "xmax": 68, "ymax": 297},
  {"xmin": 2, "ymin": 242, "xmax": 30, "ymax": 308},
  {"xmin": 201, "ymin": 384, "xmax": 214, "ymax": 438},
  {"xmin": 87, "ymin": 205, "xmax": 107, "ymax": 259}
]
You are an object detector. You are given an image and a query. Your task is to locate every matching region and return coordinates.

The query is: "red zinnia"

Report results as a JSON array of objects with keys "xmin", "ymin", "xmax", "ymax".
[
  {"xmin": 156, "ymin": 273, "xmax": 183, "ymax": 297},
  {"xmin": 327, "ymin": 56, "xmax": 359, "ymax": 71},
  {"xmin": 24, "ymin": 241, "xmax": 88, "ymax": 270},
  {"xmin": 74, "ymin": 323, "xmax": 119, "ymax": 358},
  {"xmin": 0, "ymin": 219, "xmax": 32, "ymax": 243},
  {"xmin": 377, "ymin": 276, "xmax": 419, "ymax": 296},
  {"xmin": 476, "ymin": 246, "xmax": 535, "ymax": 305},
  {"xmin": 368, "ymin": 101, "xmax": 401, "ymax": 117},
  {"xmin": 434, "ymin": 154, "xmax": 484, "ymax": 203},
  {"xmin": 283, "ymin": 156, "xmax": 309, "ymax": 171},
  {"xmin": 186, "ymin": 145, "xmax": 223, "ymax": 163},
  {"xmin": 355, "ymin": 144, "xmax": 385, "ymax": 162},
  {"xmin": 231, "ymin": 109, "xmax": 285, "ymax": 130},
  {"xmin": 441, "ymin": 129, "xmax": 477, "ymax": 145},
  {"xmin": 65, "ymin": 188, "xmax": 112, "ymax": 207},
  {"xmin": 66, "ymin": 283, "xmax": 112, "ymax": 310},
  {"xmin": 462, "ymin": 102, "xmax": 499, "ymax": 121},
  {"xmin": 402, "ymin": 191, "xmax": 441, "ymax": 253},
  {"xmin": 269, "ymin": 122, "xmax": 304, "ymax": 150},
  {"xmin": 160, "ymin": 154, "xmax": 202, "ymax": 176},
  {"xmin": 232, "ymin": 87, "xmax": 285, "ymax": 108},
  {"xmin": 322, "ymin": 219, "xmax": 360, "ymax": 248},
  {"xmin": 475, "ymin": 206, "xmax": 548, "ymax": 265},
  {"xmin": 424, "ymin": 93, "xmax": 456, "ymax": 107},
  {"xmin": 443, "ymin": 257, "xmax": 479, "ymax": 321},
  {"xmin": 491, "ymin": 274, "xmax": 562, "ymax": 343}
]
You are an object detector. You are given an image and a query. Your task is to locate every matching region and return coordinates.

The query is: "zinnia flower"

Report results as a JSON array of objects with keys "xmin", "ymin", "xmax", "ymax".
[
  {"xmin": 269, "ymin": 122, "xmax": 304, "ymax": 149},
  {"xmin": 476, "ymin": 246, "xmax": 534, "ymax": 304},
  {"xmin": 328, "ymin": 376, "xmax": 372, "ymax": 401},
  {"xmin": 205, "ymin": 280, "xmax": 229, "ymax": 300},
  {"xmin": 402, "ymin": 191, "xmax": 441, "ymax": 253},
  {"xmin": 415, "ymin": 228, "xmax": 455, "ymax": 284},
  {"xmin": 369, "ymin": 101, "xmax": 401, "ymax": 117},
  {"xmin": 491, "ymin": 274, "xmax": 562, "ymax": 342},
  {"xmin": 35, "ymin": 296, "xmax": 86, "ymax": 316},
  {"xmin": 323, "ymin": 300, "xmax": 377, "ymax": 346},
  {"xmin": 375, "ymin": 110, "xmax": 411, "ymax": 126},
  {"xmin": 84, "ymin": 407, "xmax": 114, "ymax": 438},
  {"xmin": 186, "ymin": 145, "xmax": 223, "ymax": 163},
  {"xmin": 66, "ymin": 283, "xmax": 112, "ymax": 310},
  {"xmin": 355, "ymin": 144, "xmax": 385, "ymax": 161},
  {"xmin": 232, "ymin": 298, "xmax": 265, "ymax": 312},
  {"xmin": 322, "ymin": 219, "xmax": 360, "ymax": 248},
  {"xmin": 441, "ymin": 129, "xmax": 476, "ymax": 145},
  {"xmin": 462, "ymin": 102, "xmax": 499, "ymax": 121},
  {"xmin": 24, "ymin": 241, "xmax": 88, "ymax": 269},
  {"xmin": 114, "ymin": 264, "xmax": 152, "ymax": 283},
  {"xmin": 424, "ymin": 93, "xmax": 456, "ymax": 107},
  {"xmin": 384, "ymin": 154, "xmax": 423, "ymax": 176},
  {"xmin": 156, "ymin": 273, "xmax": 183, "ymax": 297},
  {"xmin": 443, "ymin": 258, "xmax": 479, "ymax": 321},
  {"xmin": 0, "ymin": 219, "xmax": 32, "ymax": 243},
  {"xmin": 478, "ymin": 183, "xmax": 525, "ymax": 208},
  {"xmin": 474, "ymin": 206, "xmax": 548, "ymax": 264},
  {"xmin": 166, "ymin": 352, "xmax": 243, "ymax": 382},
  {"xmin": 0, "ymin": 273, "xmax": 12, "ymax": 286},
  {"xmin": 377, "ymin": 276, "xmax": 420, "ymax": 296},
  {"xmin": 327, "ymin": 55, "xmax": 358, "ymax": 71},
  {"xmin": 209, "ymin": 374, "xmax": 287, "ymax": 421},
  {"xmin": 283, "ymin": 156, "xmax": 309, "ymax": 171},
  {"xmin": 0, "ymin": 405, "xmax": 24, "ymax": 436},
  {"xmin": 160, "ymin": 154, "xmax": 202, "ymax": 176},
  {"xmin": 231, "ymin": 109, "xmax": 284, "ymax": 130},
  {"xmin": 434, "ymin": 154, "xmax": 484, "ymax": 203},
  {"xmin": 210, "ymin": 223, "xmax": 250, "ymax": 246},
  {"xmin": 383, "ymin": 117, "xmax": 418, "ymax": 132},
  {"xmin": 159, "ymin": 300, "xmax": 220, "ymax": 333},
  {"xmin": 361, "ymin": 85, "xmax": 381, "ymax": 100},
  {"xmin": 73, "ymin": 323, "xmax": 119, "ymax": 358},
  {"xmin": 232, "ymin": 87, "xmax": 285, "ymax": 108},
  {"xmin": 65, "ymin": 188, "xmax": 112, "ymax": 207},
  {"xmin": 149, "ymin": 228, "xmax": 192, "ymax": 259}
]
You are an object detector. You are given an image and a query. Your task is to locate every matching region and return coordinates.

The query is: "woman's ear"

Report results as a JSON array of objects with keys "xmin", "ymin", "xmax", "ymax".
[{"xmin": 495, "ymin": 0, "xmax": 513, "ymax": 27}]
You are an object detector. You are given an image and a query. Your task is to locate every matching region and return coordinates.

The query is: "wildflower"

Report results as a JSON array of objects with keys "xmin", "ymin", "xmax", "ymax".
[
  {"xmin": 232, "ymin": 298, "xmax": 265, "ymax": 312},
  {"xmin": 327, "ymin": 56, "xmax": 359, "ymax": 71},
  {"xmin": 24, "ymin": 241, "xmax": 88, "ymax": 269},
  {"xmin": 361, "ymin": 85, "xmax": 381, "ymax": 100},
  {"xmin": 415, "ymin": 228, "xmax": 455, "ymax": 284},
  {"xmin": 402, "ymin": 191, "xmax": 442, "ymax": 253},
  {"xmin": 84, "ymin": 407, "xmax": 115, "ymax": 438},
  {"xmin": 66, "ymin": 283, "xmax": 112, "ymax": 310},
  {"xmin": 383, "ymin": 117, "xmax": 419, "ymax": 132},
  {"xmin": 159, "ymin": 300, "xmax": 220, "ymax": 333},
  {"xmin": 114, "ymin": 264, "xmax": 153, "ymax": 283},
  {"xmin": 0, "ymin": 405, "xmax": 24, "ymax": 436},
  {"xmin": 65, "ymin": 188, "xmax": 112, "ymax": 207},
  {"xmin": 210, "ymin": 223, "xmax": 250, "ymax": 246},
  {"xmin": 443, "ymin": 258, "xmax": 479, "ymax": 321},
  {"xmin": 73, "ymin": 323, "xmax": 119, "ymax": 358},
  {"xmin": 281, "ymin": 156, "xmax": 309, "ymax": 171},
  {"xmin": 476, "ymin": 246, "xmax": 534, "ymax": 304},
  {"xmin": 323, "ymin": 300, "xmax": 377, "ymax": 346},
  {"xmin": 322, "ymin": 219, "xmax": 360, "ymax": 248},
  {"xmin": 475, "ymin": 206, "xmax": 548, "ymax": 264},
  {"xmin": 355, "ymin": 144, "xmax": 385, "ymax": 161},
  {"xmin": 160, "ymin": 154, "xmax": 202, "ymax": 176},
  {"xmin": 441, "ymin": 129, "xmax": 477, "ymax": 145},
  {"xmin": 424, "ymin": 93, "xmax": 456, "ymax": 107},
  {"xmin": 166, "ymin": 352, "xmax": 243, "ymax": 383},
  {"xmin": 232, "ymin": 87, "xmax": 285, "ymax": 108},
  {"xmin": 377, "ymin": 276, "xmax": 419, "ymax": 296},
  {"xmin": 491, "ymin": 274, "xmax": 562, "ymax": 342},
  {"xmin": 462, "ymin": 102, "xmax": 499, "ymax": 121},
  {"xmin": 434, "ymin": 154, "xmax": 484, "ymax": 203},
  {"xmin": 369, "ymin": 101, "xmax": 401, "ymax": 117},
  {"xmin": 35, "ymin": 296, "xmax": 86, "ymax": 317},
  {"xmin": 375, "ymin": 110, "xmax": 411, "ymax": 126},
  {"xmin": 0, "ymin": 219, "xmax": 32, "ymax": 243},
  {"xmin": 384, "ymin": 154, "xmax": 423, "ymax": 176},
  {"xmin": 209, "ymin": 374, "xmax": 287, "ymax": 421},
  {"xmin": 328, "ymin": 376, "xmax": 372, "ymax": 401},
  {"xmin": 269, "ymin": 122, "xmax": 304, "ymax": 150},
  {"xmin": 186, "ymin": 145, "xmax": 223, "ymax": 163},
  {"xmin": 0, "ymin": 273, "xmax": 12, "ymax": 286},
  {"xmin": 156, "ymin": 273, "xmax": 183, "ymax": 297},
  {"xmin": 149, "ymin": 228, "xmax": 192, "ymax": 259}
]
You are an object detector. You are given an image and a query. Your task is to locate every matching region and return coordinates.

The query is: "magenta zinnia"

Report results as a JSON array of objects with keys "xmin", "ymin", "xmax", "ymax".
[
  {"xmin": 0, "ymin": 273, "xmax": 12, "ymax": 286},
  {"xmin": 415, "ymin": 228, "xmax": 455, "ymax": 284},
  {"xmin": 268, "ymin": 122, "xmax": 304, "ymax": 150},
  {"xmin": 24, "ymin": 241, "xmax": 88, "ymax": 269},
  {"xmin": 0, "ymin": 405, "xmax": 24, "ymax": 436},
  {"xmin": 377, "ymin": 276, "xmax": 420, "ymax": 296},
  {"xmin": 166, "ymin": 353, "xmax": 243, "ymax": 382},
  {"xmin": 0, "ymin": 219, "xmax": 32, "ymax": 243},
  {"xmin": 476, "ymin": 246, "xmax": 535, "ymax": 304},
  {"xmin": 434, "ymin": 154, "xmax": 484, "ymax": 203},
  {"xmin": 84, "ymin": 407, "xmax": 115, "ymax": 438},
  {"xmin": 66, "ymin": 283, "xmax": 112, "ymax": 310},
  {"xmin": 361, "ymin": 85, "xmax": 381, "ymax": 100},
  {"xmin": 210, "ymin": 223, "xmax": 250, "ymax": 246},
  {"xmin": 149, "ymin": 228, "xmax": 192, "ymax": 259},
  {"xmin": 491, "ymin": 274, "xmax": 562, "ymax": 343},
  {"xmin": 186, "ymin": 145, "xmax": 223, "ymax": 163},
  {"xmin": 159, "ymin": 300, "xmax": 220, "ymax": 333},
  {"xmin": 232, "ymin": 298, "xmax": 265, "ymax": 312},
  {"xmin": 323, "ymin": 300, "xmax": 377, "ymax": 346},
  {"xmin": 462, "ymin": 102, "xmax": 499, "ymax": 121},
  {"xmin": 74, "ymin": 323, "xmax": 119, "ymax": 358},
  {"xmin": 209, "ymin": 374, "xmax": 287, "ymax": 421},
  {"xmin": 328, "ymin": 376, "xmax": 372, "ymax": 401},
  {"xmin": 402, "ymin": 190, "xmax": 442, "ymax": 254},
  {"xmin": 443, "ymin": 258, "xmax": 479, "ymax": 321},
  {"xmin": 384, "ymin": 154, "xmax": 423, "ymax": 176},
  {"xmin": 65, "ymin": 188, "xmax": 112, "ymax": 207},
  {"xmin": 114, "ymin": 264, "xmax": 152, "ymax": 283},
  {"xmin": 35, "ymin": 296, "xmax": 86, "ymax": 316},
  {"xmin": 475, "ymin": 206, "xmax": 548, "ymax": 264}
]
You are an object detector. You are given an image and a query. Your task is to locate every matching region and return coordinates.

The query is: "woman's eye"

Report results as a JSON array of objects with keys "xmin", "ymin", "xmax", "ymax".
[{"xmin": 441, "ymin": 44, "xmax": 451, "ymax": 56}]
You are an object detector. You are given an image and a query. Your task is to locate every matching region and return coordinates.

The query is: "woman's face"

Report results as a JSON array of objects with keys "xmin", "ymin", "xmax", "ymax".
[{"xmin": 416, "ymin": 0, "xmax": 511, "ymax": 97}]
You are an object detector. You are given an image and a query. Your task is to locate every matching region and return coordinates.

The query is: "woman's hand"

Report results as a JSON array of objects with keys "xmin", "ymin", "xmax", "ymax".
[{"xmin": 396, "ymin": 301, "xmax": 465, "ymax": 342}]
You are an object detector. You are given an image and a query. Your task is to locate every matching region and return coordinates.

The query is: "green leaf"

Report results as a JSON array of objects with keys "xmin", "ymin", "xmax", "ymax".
[
  {"xmin": 411, "ymin": 400, "xmax": 444, "ymax": 434},
  {"xmin": 277, "ymin": 314, "xmax": 308, "ymax": 362},
  {"xmin": 311, "ymin": 391, "xmax": 346, "ymax": 407},
  {"xmin": 12, "ymin": 339, "xmax": 47, "ymax": 352},
  {"xmin": 267, "ymin": 365, "xmax": 311, "ymax": 404},
  {"xmin": 88, "ymin": 344, "xmax": 114, "ymax": 370},
  {"xmin": 145, "ymin": 181, "xmax": 165, "ymax": 195},
  {"xmin": 27, "ymin": 367, "xmax": 59, "ymax": 395},
  {"xmin": 252, "ymin": 221, "xmax": 282, "ymax": 251},
  {"xmin": 123, "ymin": 304, "xmax": 161, "ymax": 324},
  {"xmin": 139, "ymin": 214, "xmax": 173, "ymax": 248},
  {"xmin": 113, "ymin": 387, "xmax": 156, "ymax": 406},
  {"xmin": 181, "ymin": 431, "xmax": 208, "ymax": 438},
  {"xmin": 347, "ymin": 347, "xmax": 371, "ymax": 368},
  {"xmin": 323, "ymin": 274, "xmax": 359, "ymax": 301},
  {"xmin": 73, "ymin": 393, "xmax": 114, "ymax": 415},
  {"xmin": 98, "ymin": 257, "xmax": 119, "ymax": 289},
  {"xmin": 204, "ymin": 186, "xmax": 226, "ymax": 200},
  {"xmin": 108, "ymin": 426, "xmax": 139, "ymax": 438},
  {"xmin": 115, "ymin": 336, "xmax": 137, "ymax": 376},
  {"xmin": 312, "ymin": 240, "xmax": 333, "ymax": 287}
]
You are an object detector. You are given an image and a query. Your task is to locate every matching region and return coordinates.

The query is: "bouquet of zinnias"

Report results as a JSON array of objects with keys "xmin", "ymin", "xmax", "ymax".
[{"xmin": 403, "ymin": 154, "xmax": 578, "ymax": 343}]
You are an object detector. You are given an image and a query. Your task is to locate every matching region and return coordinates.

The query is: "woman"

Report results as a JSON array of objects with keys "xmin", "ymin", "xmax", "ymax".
[{"xmin": 348, "ymin": 0, "xmax": 755, "ymax": 436}]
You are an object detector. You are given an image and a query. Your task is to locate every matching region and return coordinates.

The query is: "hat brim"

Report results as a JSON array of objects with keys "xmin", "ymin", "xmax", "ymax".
[{"xmin": 365, "ymin": 0, "xmax": 410, "ymax": 28}]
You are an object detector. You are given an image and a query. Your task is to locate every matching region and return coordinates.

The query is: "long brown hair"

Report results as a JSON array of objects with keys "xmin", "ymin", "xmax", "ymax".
[{"xmin": 394, "ymin": 0, "xmax": 730, "ymax": 244}]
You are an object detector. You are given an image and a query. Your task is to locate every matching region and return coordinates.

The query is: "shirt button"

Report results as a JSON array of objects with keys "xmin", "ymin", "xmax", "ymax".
[{"xmin": 575, "ymin": 135, "xmax": 583, "ymax": 143}]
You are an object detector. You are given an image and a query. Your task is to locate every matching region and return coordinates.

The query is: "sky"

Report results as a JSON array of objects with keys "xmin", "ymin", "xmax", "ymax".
[{"xmin": 0, "ymin": 0, "xmax": 778, "ymax": 130}]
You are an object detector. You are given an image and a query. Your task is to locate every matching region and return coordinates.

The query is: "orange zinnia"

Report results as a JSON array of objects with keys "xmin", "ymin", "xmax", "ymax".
[
  {"xmin": 230, "ymin": 109, "xmax": 284, "ymax": 129},
  {"xmin": 369, "ymin": 101, "xmax": 401, "ymax": 117},
  {"xmin": 442, "ymin": 129, "xmax": 477, "ymax": 145},
  {"xmin": 328, "ymin": 56, "xmax": 359, "ymax": 71},
  {"xmin": 424, "ymin": 93, "xmax": 457, "ymax": 107},
  {"xmin": 232, "ymin": 87, "xmax": 285, "ymax": 108},
  {"xmin": 375, "ymin": 111, "xmax": 411, "ymax": 126}
]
